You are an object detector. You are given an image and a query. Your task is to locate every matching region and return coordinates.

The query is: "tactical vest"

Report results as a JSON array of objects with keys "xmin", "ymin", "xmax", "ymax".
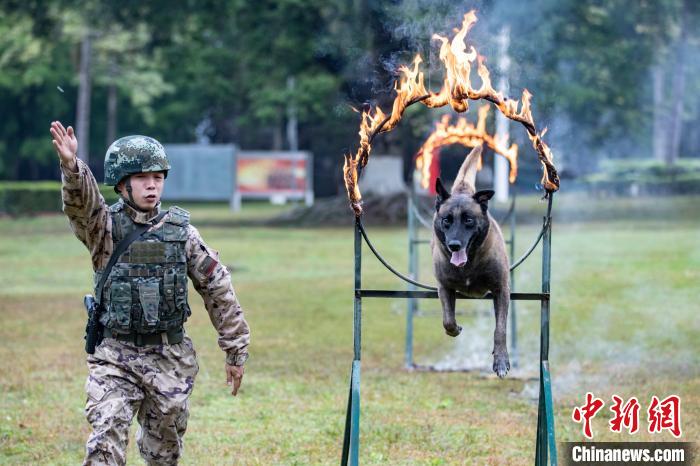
[{"xmin": 96, "ymin": 203, "xmax": 191, "ymax": 334}]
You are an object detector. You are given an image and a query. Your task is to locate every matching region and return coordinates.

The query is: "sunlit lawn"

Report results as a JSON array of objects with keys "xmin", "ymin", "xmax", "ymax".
[{"xmin": 0, "ymin": 196, "xmax": 698, "ymax": 465}]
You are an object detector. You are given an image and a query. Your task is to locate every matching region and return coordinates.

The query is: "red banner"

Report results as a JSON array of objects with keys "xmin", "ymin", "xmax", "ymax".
[{"xmin": 238, "ymin": 158, "xmax": 307, "ymax": 194}]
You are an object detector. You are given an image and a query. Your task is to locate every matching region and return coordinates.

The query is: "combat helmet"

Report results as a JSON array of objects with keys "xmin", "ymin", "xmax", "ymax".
[{"xmin": 104, "ymin": 135, "xmax": 170, "ymax": 192}]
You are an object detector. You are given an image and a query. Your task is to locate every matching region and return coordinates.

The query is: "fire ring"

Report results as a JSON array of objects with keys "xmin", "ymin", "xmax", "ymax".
[
  {"xmin": 343, "ymin": 10, "xmax": 560, "ymax": 217},
  {"xmin": 414, "ymin": 105, "xmax": 518, "ymax": 193}
]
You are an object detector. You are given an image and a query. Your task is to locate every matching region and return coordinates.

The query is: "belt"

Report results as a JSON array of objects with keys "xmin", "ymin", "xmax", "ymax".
[{"xmin": 103, "ymin": 327, "xmax": 184, "ymax": 346}]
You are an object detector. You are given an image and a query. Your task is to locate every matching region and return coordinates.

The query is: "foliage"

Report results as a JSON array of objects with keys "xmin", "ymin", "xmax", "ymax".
[
  {"xmin": 582, "ymin": 159, "xmax": 700, "ymax": 196},
  {"xmin": 0, "ymin": 181, "xmax": 62, "ymax": 216},
  {"xmin": 582, "ymin": 158, "xmax": 700, "ymax": 195},
  {"xmin": 0, "ymin": 0, "xmax": 699, "ymax": 189},
  {"xmin": 588, "ymin": 158, "xmax": 700, "ymax": 182},
  {"xmin": 0, "ymin": 181, "xmax": 118, "ymax": 216}
]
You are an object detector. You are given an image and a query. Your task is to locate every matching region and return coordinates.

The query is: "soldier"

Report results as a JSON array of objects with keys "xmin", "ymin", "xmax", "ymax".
[{"xmin": 50, "ymin": 121, "xmax": 250, "ymax": 465}]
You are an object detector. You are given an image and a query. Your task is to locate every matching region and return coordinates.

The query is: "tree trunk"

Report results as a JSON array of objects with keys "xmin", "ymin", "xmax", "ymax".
[
  {"xmin": 664, "ymin": 0, "xmax": 689, "ymax": 166},
  {"xmin": 272, "ymin": 116, "xmax": 283, "ymax": 151},
  {"xmin": 76, "ymin": 31, "xmax": 92, "ymax": 163},
  {"xmin": 106, "ymin": 60, "xmax": 118, "ymax": 146},
  {"xmin": 286, "ymin": 76, "xmax": 299, "ymax": 151},
  {"xmin": 651, "ymin": 62, "xmax": 667, "ymax": 163},
  {"xmin": 106, "ymin": 82, "xmax": 118, "ymax": 146},
  {"xmin": 687, "ymin": 99, "xmax": 700, "ymax": 157}
]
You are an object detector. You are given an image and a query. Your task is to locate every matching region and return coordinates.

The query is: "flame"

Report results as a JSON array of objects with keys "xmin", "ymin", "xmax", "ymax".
[
  {"xmin": 415, "ymin": 105, "xmax": 519, "ymax": 190},
  {"xmin": 386, "ymin": 55, "xmax": 429, "ymax": 132},
  {"xmin": 344, "ymin": 10, "xmax": 559, "ymax": 216}
]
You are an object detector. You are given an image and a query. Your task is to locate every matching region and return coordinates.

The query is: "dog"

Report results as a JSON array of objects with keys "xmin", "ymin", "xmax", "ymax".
[{"xmin": 430, "ymin": 145, "xmax": 511, "ymax": 378}]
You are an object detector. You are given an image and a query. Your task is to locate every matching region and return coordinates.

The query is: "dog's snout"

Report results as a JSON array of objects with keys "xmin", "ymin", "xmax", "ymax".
[{"xmin": 448, "ymin": 241, "xmax": 462, "ymax": 252}]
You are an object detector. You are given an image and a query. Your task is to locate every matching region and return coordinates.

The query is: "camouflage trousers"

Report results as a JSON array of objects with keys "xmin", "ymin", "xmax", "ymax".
[{"xmin": 83, "ymin": 335, "xmax": 199, "ymax": 466}]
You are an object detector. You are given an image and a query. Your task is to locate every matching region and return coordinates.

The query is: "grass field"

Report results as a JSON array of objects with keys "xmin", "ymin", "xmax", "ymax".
[{"xmin": 0, "ymin": 195, "xmax": 698, "ymax": 465}]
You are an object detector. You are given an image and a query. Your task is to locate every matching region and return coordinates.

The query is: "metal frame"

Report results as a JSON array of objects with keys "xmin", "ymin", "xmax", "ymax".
[
  {"xmin": 405, "ymin": 190, "xmax": 519, "ymax": 370},
  {"xmin": 340, "ymin": 194, "xmax": 558, "ymax": 466}
]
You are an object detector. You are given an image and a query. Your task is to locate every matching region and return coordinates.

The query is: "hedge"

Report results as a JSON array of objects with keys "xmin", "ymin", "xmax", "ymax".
[
  {"xmin": 0, "ymin": 181, "xmax": 119, "ymax": 216},
  {"xmin": 583, "ymin": 159, "xmax": 700, "ymax": 196}
]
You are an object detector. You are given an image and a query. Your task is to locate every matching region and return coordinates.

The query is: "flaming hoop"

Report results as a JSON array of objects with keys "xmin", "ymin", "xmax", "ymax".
[
  {"xmin": 414, "ymin": 105, "xmax": 518, "ymax": 192},
  {"xmin": 343, "ymin": 10, "xmax": 559, "ymax": 216}
]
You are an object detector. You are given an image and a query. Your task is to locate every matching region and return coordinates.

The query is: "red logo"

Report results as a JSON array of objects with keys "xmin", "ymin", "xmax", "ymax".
[
  {"xmin": 648, "ymin": 395, "xmax": 682, "ymax": 438},
  {"xmin": 572, "ymin": 392, "xmax": 605, "ymax": 439},
  {"xmin": 572, "ymin": 393, "xmax": 682, "ymax": 439},
  {"xmin": 609, "ymin": 395, "xmax": 640, "ymax": 434}
]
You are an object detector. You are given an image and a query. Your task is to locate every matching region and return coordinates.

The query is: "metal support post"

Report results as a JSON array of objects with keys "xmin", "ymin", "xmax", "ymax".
[
  {"xmin": 341, "ymin": 219, "xmax": 363, "ymax": 466},
  {"xmin": 344, "ymin": 194, "xmax": 556, "ymax": 465},
  {"xmin": 509, "ymin": 193, "xmax": 518, "ymax": 368},
  {"xmin": 535, "ymin": 196, "xmax": 557, "ymax": 466},
  {"xmin": 405, "ymin": 195, "xmax": 418, "ymax": 368}
]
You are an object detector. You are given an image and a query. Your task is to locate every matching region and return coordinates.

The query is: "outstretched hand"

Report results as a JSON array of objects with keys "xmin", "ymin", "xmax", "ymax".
[
  {"xmin": 225, "ymin": 363, "xmax": 244, "ymax": 396},
  {"xmin": 50, "ymin": 121, "xmax": 78, "ymax": 172}
]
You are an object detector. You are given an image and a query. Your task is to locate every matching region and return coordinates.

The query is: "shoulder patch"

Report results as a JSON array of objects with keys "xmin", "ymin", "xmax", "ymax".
[
  {"xmin": 166, "ymin": 206, "xmax": 190, "ymax": 226},
  {"xmin": 197, "ymin": 255, "xmax": 219, "ymax": 277}
]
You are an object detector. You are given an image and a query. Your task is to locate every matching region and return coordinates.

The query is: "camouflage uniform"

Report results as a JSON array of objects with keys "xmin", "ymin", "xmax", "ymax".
[{"xmin": 62, "ymin": 158, "xmax": 250, "ymax": 465}]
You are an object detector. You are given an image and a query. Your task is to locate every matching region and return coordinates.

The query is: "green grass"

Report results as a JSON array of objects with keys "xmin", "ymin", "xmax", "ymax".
[{"xmin": 0, "ymin": 197, "xmax": 698, "ymax": 465}]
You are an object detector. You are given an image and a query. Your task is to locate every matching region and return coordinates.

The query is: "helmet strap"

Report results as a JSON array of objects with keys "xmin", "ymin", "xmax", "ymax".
[
  {"xmin": 122, "ymin": 177, "xmax": 147, "ymax": 212},
  {"xmin": 125, "ymin": 177, "xmax": 136, "ymax": 204}
]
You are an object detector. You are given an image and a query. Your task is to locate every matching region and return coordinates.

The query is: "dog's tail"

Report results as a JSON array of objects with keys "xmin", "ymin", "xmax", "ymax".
[{"xmin": 451, "ymin": 145, "xmax": 483, "ymax": 195}]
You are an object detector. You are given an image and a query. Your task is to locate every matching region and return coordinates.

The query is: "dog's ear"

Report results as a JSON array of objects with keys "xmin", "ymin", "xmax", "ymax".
[
  {"xmin": 435, "ymin": 177, "xmax": 450, "ymax": 211},
  {"xmin": 473, "ymin": 190, "xmax": 495, "ymax": 212}
]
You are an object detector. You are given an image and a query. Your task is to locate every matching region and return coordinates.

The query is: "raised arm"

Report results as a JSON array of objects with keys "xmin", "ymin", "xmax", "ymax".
[{"xmin": 51, "ymin": 121, "xmax": 113, "ymax": 271}]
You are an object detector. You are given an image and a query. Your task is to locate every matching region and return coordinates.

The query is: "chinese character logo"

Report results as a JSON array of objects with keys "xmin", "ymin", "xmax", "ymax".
[
  {"xmin": 573, "ymin": 393, "xmax": 682, "ymax": 439},
  {"xmin": 609, "ymin": 395, "xmax": 640, "ymax": 434},
  {"xmin": 572, "ymin": 392, "xmax": 605, "ymax": 439},
  {"xmin": 648, "ymin": 395, "xmax": 682, "ymax": 438}
]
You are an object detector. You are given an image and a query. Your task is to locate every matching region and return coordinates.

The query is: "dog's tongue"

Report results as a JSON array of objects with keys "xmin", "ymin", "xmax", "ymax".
[{"xmin": 450, "ymin": 248, "xmax": 468, "ymax": 267}]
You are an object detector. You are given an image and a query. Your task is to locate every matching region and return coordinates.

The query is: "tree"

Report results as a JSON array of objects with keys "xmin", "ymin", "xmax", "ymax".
[{"xmin": 1, "ymin": 0, "xmax": 697, "ymax": 186}]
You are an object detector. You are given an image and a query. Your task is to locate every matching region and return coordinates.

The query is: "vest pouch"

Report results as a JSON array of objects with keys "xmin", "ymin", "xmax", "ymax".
[
  {"xmin": 163, "ymin": 269, "xmax": 177, "ymax": 318},
  {"xmin": 138, "ymin": 279, "xmax": 161, "ymax": 331},
  {"xmin": 108, "ymin": 282, "xmax": 132, "ymax": 330},
  {"xmin": 175, "ymin": 272, "xmax": 191, "ymax": 319}
]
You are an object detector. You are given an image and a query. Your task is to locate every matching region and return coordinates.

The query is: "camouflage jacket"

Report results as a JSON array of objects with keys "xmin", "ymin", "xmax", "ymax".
[{"xmin": 61, "ymin": 159, "xmax": 249, "ymax": 365}]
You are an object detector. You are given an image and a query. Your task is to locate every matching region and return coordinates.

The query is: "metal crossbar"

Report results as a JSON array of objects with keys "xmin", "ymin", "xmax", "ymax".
[
  {"xmin": 340, "ymin": 194, "xmax": 558, "ymax": 466},
  {"xmin": 358, "ymin": 290, "xmax": 547, "ymax": 300}
]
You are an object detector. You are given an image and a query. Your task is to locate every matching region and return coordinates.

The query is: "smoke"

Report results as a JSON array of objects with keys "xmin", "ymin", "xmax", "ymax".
[
  {"xmin": 428, "ymin": 306, "xmax": 496, "ymax": 372},
  {"xmin": 415, "ymin": 297, "xmax": 698, "ymax": 401},
  {"xmin": 345, "ymin": 0, "xmax": 699, "ymax": 182},
  {"xmin": 409, "ymin": 220, "xmax": 700, "ymax": 402},
  {"xmin": 370, "ymin": 1, "xmax": 699, "ymax": 415},
  {"xmin": 379, "ymin": 0, "xmax": 492, "ymax": 88}
]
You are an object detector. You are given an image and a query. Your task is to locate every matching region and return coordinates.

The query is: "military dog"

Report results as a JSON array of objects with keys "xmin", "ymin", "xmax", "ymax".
[{"xmin": 431, "ymin": 145, "xmax": 511, "ymax": 378}]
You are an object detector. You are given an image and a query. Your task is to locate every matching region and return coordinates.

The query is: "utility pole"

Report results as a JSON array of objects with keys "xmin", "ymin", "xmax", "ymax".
[{"xmin": 494, "ymin": 25, "xmax": 511, "ymax": 202}]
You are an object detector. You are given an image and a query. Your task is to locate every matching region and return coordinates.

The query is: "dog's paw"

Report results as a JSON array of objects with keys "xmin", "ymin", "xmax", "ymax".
[
  {"xmin": 444, "ymin": 324, "xmax": 462, "ymax": 337},
  {"xmin": 493, "ymin": 353, "xmax": 510, "ymax": 379}
]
